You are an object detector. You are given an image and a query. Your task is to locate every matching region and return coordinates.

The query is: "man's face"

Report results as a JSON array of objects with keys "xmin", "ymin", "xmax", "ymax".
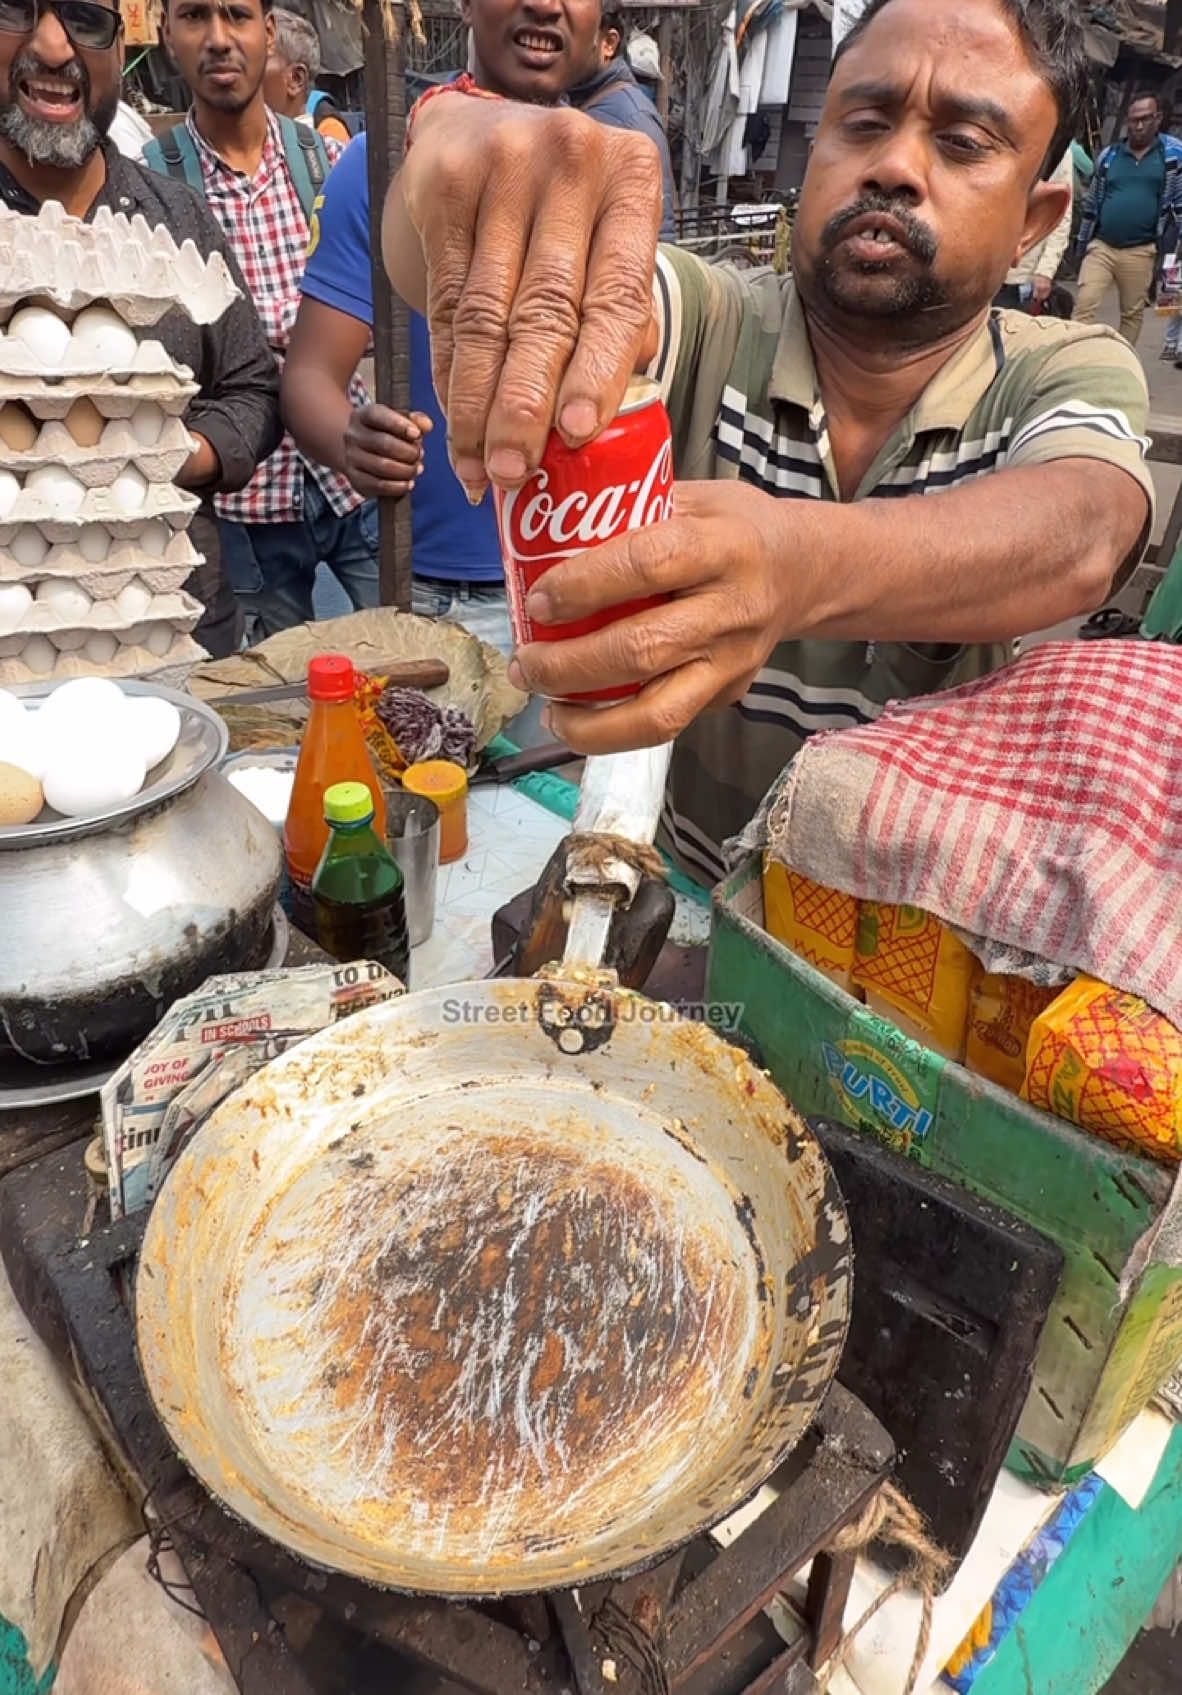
[
  {"xmin": 462, "ymin": 0, "xmax": 603, "ymax": 101},
  {"xmin": 163, "ymin": 0, "xmax": 274, "ymax": 114},
  {"xmin": 0, "ymin": 2, "xmax": 121, "ymax": 170},
  {"xmin": 1127, "ymin": 98, "xmax": 1160, "ymax": 151},
  {"xmin": 263, "ymin": 46, "xmax": 304, "ymax": 117},
  {"xmin": 792, "ymin": 0, "xmax": 1068, "ymax": 346}
]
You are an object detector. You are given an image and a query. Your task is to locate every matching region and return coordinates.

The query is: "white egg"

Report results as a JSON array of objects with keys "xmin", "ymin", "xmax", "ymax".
[
  {"xmin": 129, "ymin": 403, "xmax": 164, "ymax": 446},
  {"xmin": 7, "ymin": 306, "xmax": 71, "ymax": 367},
  {"xmin": 137, "ymin": 520, "xmax": 169, "ymax": 557},
  {"xmin": 127, "ymin": 695, "xmax": 181, "ymax": 768},
  {"xmin": 21, "ymin": 635, "xmax": 57, "ymax": 676},
  {"xmin": 0, "ymin": 716, "xmax": 46, "ymax": 781},
  {"xmin": 10, "ymin": 527, "xmax": 49, "ymax": 567},
  {"xmin": 109, "ymin": 467, "xmax": 147, "ymax": 513},
  {"xmin": 43, "ymin": 736, "xmax": 145, "ymax": 818},
  {"xmin": 115, "ymin": 578, "xmax": 152, "ymax": 621},
  {"xmin": 34, "ymin": 578, "xmax": 91, "ymax": 621},
  {"xmin": 0, "ymin": 469, "xmax": 20, "ymax": 520},
  {"xmin": 0, "ymin": 689, "xmax": 25, "ymax": 731},
  {"xmin": 83, "ymin": 630, "xmax": 118, "ymax": 665},
  {"xmin": 144, "ymin": 624, "xmax": 173, "ymax": 657},
  {"xmin": 0, "ymin": 581, "xmax": 33, "ymax": 634},
  {"xmin": 70, "ymin": 304, "xmax": 138, "ymax": 369},
  {"xmin": 51, "ymin": 628, "xmax": 87, "ymax": 653},
  {"xmin": 25, "ymin": 465, "xmax": 85, "ymax": 517},
  {"xmin": 76, "ymin": 524, "xmax": 110, "ymax": 563},
  {"xmin": 39, "ymin": 675, "xmax": 128, "ymax": 735}
]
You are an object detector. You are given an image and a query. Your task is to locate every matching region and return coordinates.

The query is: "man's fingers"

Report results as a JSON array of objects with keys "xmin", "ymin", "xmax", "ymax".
[
  {"xmin": 443, "ymin": 121, "xmax": 568, "ymax": 490},
  {"xmin": 418, "ymin": 180, "xmax": 478, "ymax": 422},
  {"xmin": 478, "ymin": 116, "xmax": 605, "ymax": 483},
  {"xmin": 545, "ymin": 662, "xmax": 720, "ymax": 755},
  {"xmin": 349, "ymin": 429, "xmax": 423, "ymax": 468},
  {"xmin": 514, "ymin": 594, "xmax": 721, "ymax": 697},
  {"xmin": 523, "ymin": 510, "xmax": 717, "ymax": 625},
  {"xmin": 554, "ymin": 135, "xmax": 664, "ymax": 448},
  {"xmin": 359, "ymin": 404, "xmax": 422, "ymax": 440}
]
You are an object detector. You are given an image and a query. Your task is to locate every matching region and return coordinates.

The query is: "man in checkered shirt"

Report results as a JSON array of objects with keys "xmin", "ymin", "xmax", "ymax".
[{"xmin": 157, "ymin": 0, "xmax": 376, "ymax": 639}]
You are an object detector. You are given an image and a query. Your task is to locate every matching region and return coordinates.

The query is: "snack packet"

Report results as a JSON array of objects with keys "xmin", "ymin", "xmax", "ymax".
[
  {"xmin": 1022, "ymin": 976, "xmax": 1182, "ymax": 1163},
  {"xmin": 965, "ymin": 966, "xmax": 1058, "ymax": 1095},
  {"xmin": 853, "ymin": 902, "xmax": 975, "ymax": 1061},
  {"xmin": 762, "ymin": 857, "xmax": 860, "ymax": 995}
]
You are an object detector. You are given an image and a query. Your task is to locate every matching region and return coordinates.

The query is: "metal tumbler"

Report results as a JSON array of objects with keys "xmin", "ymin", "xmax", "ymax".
[{"xmin": 384, "ymin": 788, "xmax": 441, "ymax": 948}]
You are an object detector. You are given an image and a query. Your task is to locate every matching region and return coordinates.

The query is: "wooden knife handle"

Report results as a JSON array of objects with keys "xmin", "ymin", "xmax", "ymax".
[{"xmin": 375, "ymin": 658, "xmax": 450, "ymax": 690}]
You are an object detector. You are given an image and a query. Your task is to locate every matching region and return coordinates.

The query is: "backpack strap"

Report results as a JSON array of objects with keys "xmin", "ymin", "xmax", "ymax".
[
  {"xmin": 276, "ymin": 113, "xmax": 329, "ymax": 223},
  {"xmin": 306, "ymin": 89, "xmax": 328, "ymax": 117},
  {"xmin": 141, "ymin": 124, "xmax": 205, "ymax": 195}
]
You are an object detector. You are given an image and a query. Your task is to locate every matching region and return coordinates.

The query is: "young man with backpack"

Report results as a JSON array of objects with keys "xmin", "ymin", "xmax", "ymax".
[{"xmin": 148, "ymin": 0, "xmax": 379, "ymax": 638}]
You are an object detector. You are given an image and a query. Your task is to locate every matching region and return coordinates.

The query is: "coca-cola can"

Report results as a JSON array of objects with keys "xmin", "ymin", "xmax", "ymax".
[{"xmin": 494, "ymin": 376, "xmax": 674, "ymax": 703}]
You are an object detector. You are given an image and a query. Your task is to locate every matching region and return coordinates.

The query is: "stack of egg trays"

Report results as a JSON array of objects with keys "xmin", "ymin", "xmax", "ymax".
[{"xmin": 0, "ymin": 200, "xmax": 240, "ymax": 688}]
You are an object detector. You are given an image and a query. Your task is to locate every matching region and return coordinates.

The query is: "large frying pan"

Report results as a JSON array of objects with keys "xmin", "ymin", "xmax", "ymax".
[{"xmin": 136, "ymin": 751, "xmax": 851, "ymax": 1597}]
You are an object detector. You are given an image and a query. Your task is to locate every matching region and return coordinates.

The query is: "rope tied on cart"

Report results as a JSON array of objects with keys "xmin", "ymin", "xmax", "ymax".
[{"xmin": 816, "ymin": 1482, "xmax": 953, "ymax": 1695}]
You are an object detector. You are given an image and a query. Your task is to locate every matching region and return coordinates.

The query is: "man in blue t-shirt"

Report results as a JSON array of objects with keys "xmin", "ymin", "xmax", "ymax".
[{"xmin": 282, "ymin": 0, "xmax": 606, "ymax": 651}]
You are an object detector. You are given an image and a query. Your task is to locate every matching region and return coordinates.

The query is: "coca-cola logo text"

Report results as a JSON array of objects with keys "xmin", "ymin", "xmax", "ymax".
[{"xmin": 500, "ymin": 439, "xmax": 673, "ymax": 558}]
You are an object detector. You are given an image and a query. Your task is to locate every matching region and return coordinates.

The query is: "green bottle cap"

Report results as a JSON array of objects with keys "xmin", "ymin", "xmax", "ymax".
[{"xmin": 324, "ymin": 781, "xmax": 374, "ymax": 824}]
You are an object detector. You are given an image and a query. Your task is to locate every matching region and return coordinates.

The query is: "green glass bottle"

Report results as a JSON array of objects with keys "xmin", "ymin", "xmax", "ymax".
[{"xmin": 312, "ymin": 781, "xmax": 410, "ymax": 983}]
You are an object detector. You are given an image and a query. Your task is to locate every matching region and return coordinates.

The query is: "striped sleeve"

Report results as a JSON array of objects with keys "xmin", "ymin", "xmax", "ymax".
[
  {"xmin": 646, "ymin": 246, "xmax": 749, "ymax": 477},
  {"xmin": 1005, "ymin": 327, "xmax": 1153, "ymax": 496}
]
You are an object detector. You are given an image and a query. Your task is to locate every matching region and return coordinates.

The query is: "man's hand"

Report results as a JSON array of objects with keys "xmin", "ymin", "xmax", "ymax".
[
  {"xmin": 343, "ymin": 404, "xmax": 431, "ymax": 499},
  {"xmin": 1031, "ymin": 274, "xmax": 1053, "ymax": 304},
  {"xmin": 384, "ymin": 100, "xmax": 663, "ymax": 501},
  {"xmin": 508, "ymin": 483, "xmax": 791, "ymax": 753},
  {"xmin": 176, "ymin": 432, "xmax": 220, "ymax": 491}
]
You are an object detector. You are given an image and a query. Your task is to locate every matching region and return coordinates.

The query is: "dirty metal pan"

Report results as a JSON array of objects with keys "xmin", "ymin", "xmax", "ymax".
[{"xmin": 136, "ymin": 977, "xmax": 851, "ymax": 1596}]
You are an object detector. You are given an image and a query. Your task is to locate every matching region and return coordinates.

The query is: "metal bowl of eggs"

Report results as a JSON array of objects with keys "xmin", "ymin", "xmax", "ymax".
[{"xmin": 0, "ymin": 678, "xmax": 283, "ymax": 1068}]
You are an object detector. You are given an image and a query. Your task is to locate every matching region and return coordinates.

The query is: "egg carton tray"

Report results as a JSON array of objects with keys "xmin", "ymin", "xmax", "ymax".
[
  {"xmin": 0, "ymin": 484, "xmax": 199, "ymax": 545},
  {"xmin": 0, "ymin": 591, "xmax": 204, "ymax": 655},
  {"xmin": 0, "ymin": 626, "xmax": 207, "ymax": 688},
  {"xmin": 0, "ymin": 528, "xmax": 198, "ymax": 589},
  {"xmin": 0, "ymin": 337, "xmax": 192, "ymax": 384},
  {"xmin": 0, "ymin": 373, "xmax": 197, "ymax": 420},
  {"xmin": 2, "ymin": 417, "xmax": 195, "ymax": 489},
  {"xmin": 0, "ymin": 202, "xmax": 240, "ymax": 326}
]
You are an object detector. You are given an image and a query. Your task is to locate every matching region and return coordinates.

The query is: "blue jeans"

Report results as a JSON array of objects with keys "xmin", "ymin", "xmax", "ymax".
[
  {"xmin": 218, "ymin": 481, "xmax": 380, "ymax": 641},
  {"xmin": 412, "ymin": 576, "xmax": 512, "ymax": 655}
]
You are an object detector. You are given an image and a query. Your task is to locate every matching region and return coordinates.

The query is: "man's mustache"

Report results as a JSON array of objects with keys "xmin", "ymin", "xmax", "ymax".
[
  {"xmin": 820, "ymin": 193, "xmax": 938, "ymax": 265},
  {"xmin": 10, "ymin": 46, "xmax": 88, "ymax": 103}
]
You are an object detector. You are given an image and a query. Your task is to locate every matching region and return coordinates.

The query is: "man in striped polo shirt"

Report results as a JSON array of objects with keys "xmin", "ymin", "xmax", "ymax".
[{"xmin": 385, "ymin": 0, "xmax": 1153, "ymax": 885}]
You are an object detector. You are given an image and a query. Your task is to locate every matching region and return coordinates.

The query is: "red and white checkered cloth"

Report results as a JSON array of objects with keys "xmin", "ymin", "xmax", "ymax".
[{"xmin": 760, "ymin": 641, "xmax": 1182, "ymax": 1026}]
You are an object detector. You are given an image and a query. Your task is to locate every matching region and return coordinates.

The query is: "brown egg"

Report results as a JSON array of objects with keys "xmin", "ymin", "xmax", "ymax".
[
  {"xmin": 62, "ymin": 397, "xmax": 106, "ymax": 447},
  {"xmin": 0, "ymin": 759, "xmax": 43, "ymax": 826},
  {"xmin": 0, "ymin": 403, "xmax": 38, "ymax": 451}
]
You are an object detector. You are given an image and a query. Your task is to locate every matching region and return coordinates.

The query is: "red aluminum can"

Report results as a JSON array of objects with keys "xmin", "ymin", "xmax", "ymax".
[{"xmin": 494, "ymin": 376, "xmax": 674, "ymax": 703}]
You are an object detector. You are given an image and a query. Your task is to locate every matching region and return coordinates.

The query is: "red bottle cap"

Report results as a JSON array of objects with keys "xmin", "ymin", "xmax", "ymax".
[{"xmin": 307, "ymin": 654, "xmax": 355, "ymax": 702}]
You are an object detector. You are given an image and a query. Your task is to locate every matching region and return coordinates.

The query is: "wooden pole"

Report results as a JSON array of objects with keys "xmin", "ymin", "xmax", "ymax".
[
  {"xmin": 362, "ymin": 0, "xmax": 414, "ymax": 611},
  {"xmin": 655, "ymin": 13, "xmax": 673, "ymax": 131}
]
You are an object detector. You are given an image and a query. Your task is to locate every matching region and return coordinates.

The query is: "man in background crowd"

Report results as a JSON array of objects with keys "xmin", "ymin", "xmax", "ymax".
[
  {"xmin": 150, "ymin": 0, "xmax": 377, "ymax": 639},
  {"xmin": 0, "ymin": 0, "xmax": 280, "ymax": 656},
  {"xmin": 1075, "ymin": 91, "xmax": 1182, "ymax": 344},
  {"xmin": 995, "ymin": 144, "xmax": 1072, "ymax": 311},
  {"xmin": 281, "ymin": 0, "xmax": 609, "ymax": 652},
  {"xmin": 568, "ymin": 7, "xmax": 675, "ymax": 239},
  {"xmin": 264, "ymin": 8, "xmax": 351, "ymax": 142}
]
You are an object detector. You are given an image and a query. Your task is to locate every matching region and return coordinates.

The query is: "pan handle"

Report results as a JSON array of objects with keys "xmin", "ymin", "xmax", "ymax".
[{"xmin": 562, "ymin": 744, "xmax": 673, "ymax": 973}]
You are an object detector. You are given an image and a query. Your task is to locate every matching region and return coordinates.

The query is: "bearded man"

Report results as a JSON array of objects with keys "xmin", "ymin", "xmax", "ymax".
[{"xmin": 0, "ymin": 0, "xmax": 281, "ymax": 655}]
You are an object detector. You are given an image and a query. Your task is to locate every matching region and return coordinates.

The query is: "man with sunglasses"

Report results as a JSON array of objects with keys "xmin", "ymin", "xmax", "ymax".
[{"xmin": 0, "ymin": 0, "xmax": 282, "ymax": 656}]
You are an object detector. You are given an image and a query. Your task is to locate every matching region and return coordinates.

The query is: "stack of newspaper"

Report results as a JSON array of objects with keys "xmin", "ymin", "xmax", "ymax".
[{"xmin": 100, "ymin": 961, "xmax": 403, "ymax": 1218}]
